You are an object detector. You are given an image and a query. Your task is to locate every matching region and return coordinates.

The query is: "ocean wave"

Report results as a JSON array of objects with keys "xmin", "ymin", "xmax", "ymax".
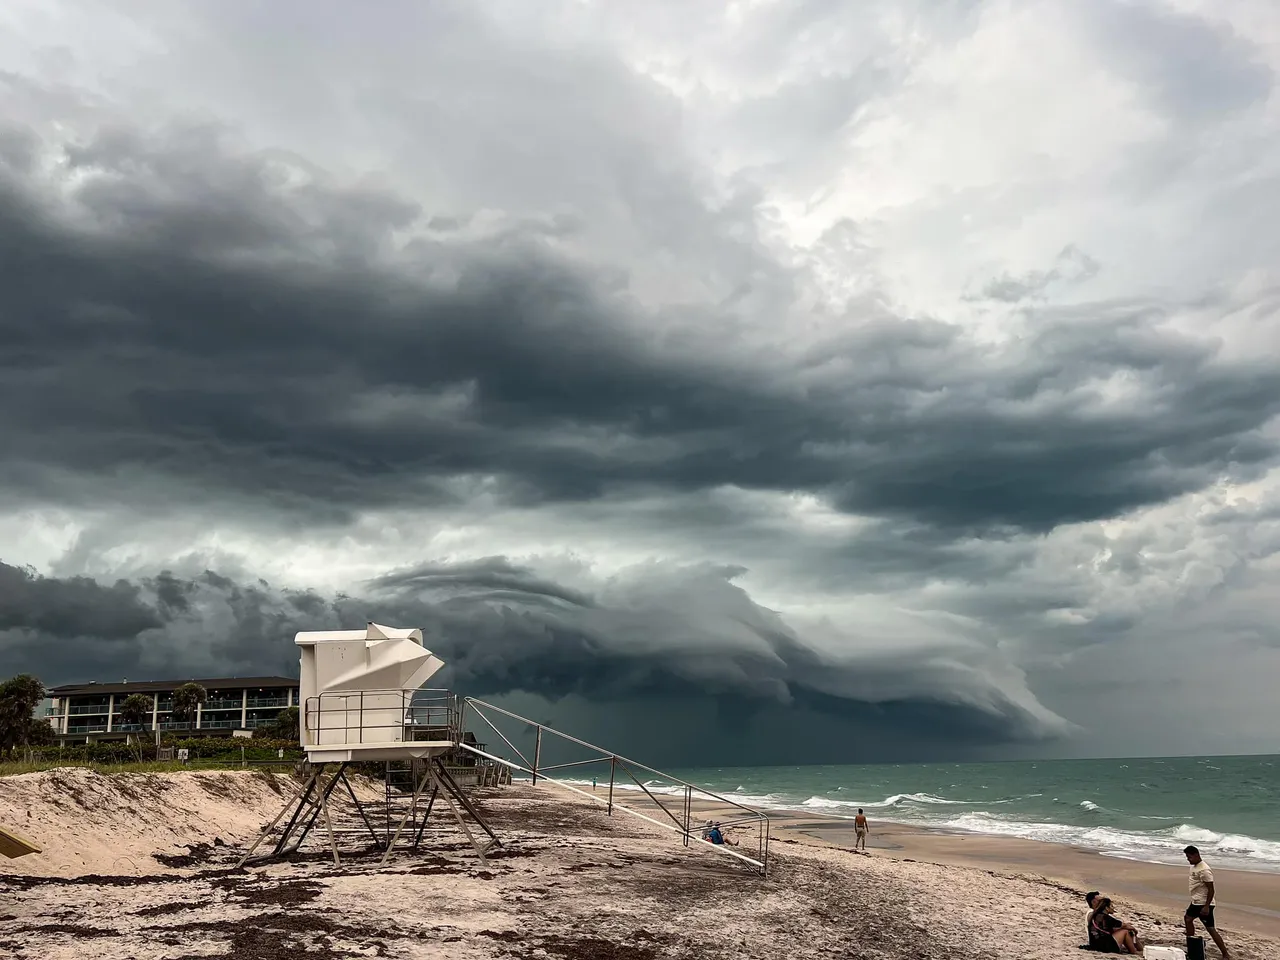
[
  {"xmin": 882, "ymin": 792, "xmax": 974, "ymax": 806},
  {"xmin": 799, "ymin": 792, "xmax": 976, "ymax": 811},
  {"xmin": 939, "ymin": 813, "xmax": 1280, "ymax": 872},
  {"xmin": 1172, "ymin": 824, "xmax": 1280, "ymax": 861},
  {"xmin": 527, "ymin": 773, "xmax": 1280, "ymax": 872}
]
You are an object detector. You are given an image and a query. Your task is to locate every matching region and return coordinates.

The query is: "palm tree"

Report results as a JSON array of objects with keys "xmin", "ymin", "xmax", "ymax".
[
  {"xmin": 266, "ymin": 706, "xmax": 299, "ymax": 741},
  {"xmin": 118, "ymin": 693, "xmax": 153, "ymax": 761},
  {"xmin": 171, "ymin": 682, "xmax": 207, "ymax": 733}
]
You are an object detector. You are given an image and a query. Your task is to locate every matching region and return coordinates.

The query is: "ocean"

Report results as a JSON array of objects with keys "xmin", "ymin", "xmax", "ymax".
[{"xmin": 565, "ymin": 754, "xmax": 1280, "ymax": 874}]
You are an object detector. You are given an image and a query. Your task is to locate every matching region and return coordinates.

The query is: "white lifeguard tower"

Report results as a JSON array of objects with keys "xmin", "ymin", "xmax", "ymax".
[
  {"xmin": 237, "ymin": 623, "xmax": 501, "ymax": 867},
  {"xmin": 297, "ymin": 622, "xmax": 450, "ymax": 761},
  {"xmin": 236, "ymin": 622, "xmax": 771, "ymax": 876}
]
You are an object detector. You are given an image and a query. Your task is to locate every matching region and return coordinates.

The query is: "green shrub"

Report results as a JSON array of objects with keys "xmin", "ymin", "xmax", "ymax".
[{"xmin": 21, "ymin": 736, "xmax": 304, "ymax": 766}]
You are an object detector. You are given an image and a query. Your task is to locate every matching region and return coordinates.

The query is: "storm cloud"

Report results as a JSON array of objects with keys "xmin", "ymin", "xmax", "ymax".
[
  {"xmin": 0, "ymin": 557, "xmax": 1068, "ymax": 761},
  {"xmin": 1, "ymin": 120, "xmax": 1276, "ymax": 533},
  {"xmin": 2, "ymin": 0, "xmax": 1279, "ymax": 762}
]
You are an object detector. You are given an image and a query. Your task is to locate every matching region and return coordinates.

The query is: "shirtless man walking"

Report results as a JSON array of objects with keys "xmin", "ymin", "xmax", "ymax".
[{"xmin": 854, "ymin": 809, "xmax": 869, "ymax": 852}]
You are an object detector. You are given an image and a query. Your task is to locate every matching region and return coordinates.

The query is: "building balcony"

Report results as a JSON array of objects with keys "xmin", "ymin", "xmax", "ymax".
[
  {"xmin": 68, "ymin": 704, "xmax": 110, "ymax": 716},
  {"xmin": 200, "ymin": 718, "xmax": 240, "ymax": 730},
  {"xmin": 66, "ymin": 724, "xmax": 108, "ymax": 734},
  {"xmin": 202, "ymin": 699, "xmax": 243, "ymax": 711},
  {"xmin": 245, "ymin": 716, "xmax": 287, "ymax": 728},
  {"xmin": 246, "ymin": 697, "xmax": 289, "ymax": 708}
]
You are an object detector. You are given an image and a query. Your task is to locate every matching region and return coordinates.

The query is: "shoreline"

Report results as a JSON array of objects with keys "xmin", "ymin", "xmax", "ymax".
[
  {"xmin": 660, "ymin": 792, "xmax": 1280, "ymax": 942},
  {"xmin": 561, "ymin": 778, "xmax": 1280, "ymax": 874},
  {"xmin": 787, "ymin": 818, "xmax": 1280, "ymax": 938}
]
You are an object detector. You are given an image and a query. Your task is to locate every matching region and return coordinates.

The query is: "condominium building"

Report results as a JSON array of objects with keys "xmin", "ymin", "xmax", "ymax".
[{"xmin": 46, "ymin": 677, "xmax": 299, "ymax": 742}]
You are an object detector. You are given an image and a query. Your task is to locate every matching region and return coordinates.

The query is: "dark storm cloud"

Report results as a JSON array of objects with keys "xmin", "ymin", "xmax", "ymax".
[
  {"xmin": 2, "ymin": 111, "xmax": 1279, "ymax": 534},
  {"xmin": 0, "ymin": 561, "xmax": 161, "ymax": 639},
  {"xmin": 0, "ymin": 557, "xmax": 1066, "ymax": 754}
]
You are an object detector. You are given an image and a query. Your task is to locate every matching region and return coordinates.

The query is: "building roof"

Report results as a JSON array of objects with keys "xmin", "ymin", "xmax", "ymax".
[{"xmin": 49, "ymin": 676, "xmax": 298, "ymax": 697}]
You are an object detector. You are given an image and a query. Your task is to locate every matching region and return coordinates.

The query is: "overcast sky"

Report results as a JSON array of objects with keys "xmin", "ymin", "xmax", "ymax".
[{"xmin": 2, "ymin": 0, "xmax": 1279, "ymax": 765}]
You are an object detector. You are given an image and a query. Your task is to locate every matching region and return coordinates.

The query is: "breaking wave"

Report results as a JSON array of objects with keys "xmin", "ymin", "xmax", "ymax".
[{"xmin": 937, "ymin": 814, "xmax": 1280, "ymax": 871}]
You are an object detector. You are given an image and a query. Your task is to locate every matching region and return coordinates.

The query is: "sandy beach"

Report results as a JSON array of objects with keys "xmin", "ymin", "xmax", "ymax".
[
  {"xmin": 789, "ymin": 817, "xmax": 1280, "ymax": 940},
  {"xmin": 2, "ymin": 768, "xmax": 1277, "ymax": 959}
]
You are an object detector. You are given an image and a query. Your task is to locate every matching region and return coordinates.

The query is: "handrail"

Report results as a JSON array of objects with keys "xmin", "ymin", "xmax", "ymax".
[
  {"xmin": 463, "ymin": 698, "xmax": 768, "ymax": 816},
  {"xmin": 303, "ymin": 688, "xmax": 462, "ymax": 747},
  {"xmin": 460, "ymin": 697, "xmax": 769, "ymax": 875}
]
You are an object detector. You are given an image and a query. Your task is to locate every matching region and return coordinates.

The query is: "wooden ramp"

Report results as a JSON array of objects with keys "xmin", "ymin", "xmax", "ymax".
[{"xmin": 0, "ymin": 823, "xmax": 41, "ymax": 859}]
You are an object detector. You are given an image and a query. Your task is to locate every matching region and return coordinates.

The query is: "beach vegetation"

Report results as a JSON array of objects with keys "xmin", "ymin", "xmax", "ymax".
[
  {"xmin": 261, "ymin": 705, "xmax": 299, "ymax": 740},
  {"xmin": 0, "ymin": 673, "xmax": 48, "ymax": 758},
  {"xmin": 118, "ymin": 693, "xmax": 154, "ymax": 760},
  {"xmin": 170, "ymin": 682, "xmax": 207, "ymax": 731}
]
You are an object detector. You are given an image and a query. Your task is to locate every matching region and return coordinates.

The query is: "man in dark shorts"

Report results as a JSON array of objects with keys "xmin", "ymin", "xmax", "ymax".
[{"xmin": 1184, "ymin": 845, "xmax": 1230, "ymax": 958}]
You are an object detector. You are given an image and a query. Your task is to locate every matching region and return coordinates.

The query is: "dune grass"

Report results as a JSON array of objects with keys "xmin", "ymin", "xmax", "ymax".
[{"xmin": 0, "ymin": 759, "xmax": 297, "ymax": 777}]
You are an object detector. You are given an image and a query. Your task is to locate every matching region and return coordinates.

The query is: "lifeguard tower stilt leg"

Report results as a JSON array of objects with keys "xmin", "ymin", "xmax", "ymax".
[{"xmin": 381, "ymin": 756, "xmax": 501, "ymax": 864}]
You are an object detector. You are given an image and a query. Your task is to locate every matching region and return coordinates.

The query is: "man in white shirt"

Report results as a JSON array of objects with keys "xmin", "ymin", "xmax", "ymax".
[{"xmin": 1184, "ymin": 845, "xmax": 1230, "ymax": 958}]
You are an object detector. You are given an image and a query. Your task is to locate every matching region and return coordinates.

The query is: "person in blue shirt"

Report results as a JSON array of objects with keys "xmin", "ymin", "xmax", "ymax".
[{"xmin": 707, "ymin": 823, "xmax": 737, "ymax": 846}]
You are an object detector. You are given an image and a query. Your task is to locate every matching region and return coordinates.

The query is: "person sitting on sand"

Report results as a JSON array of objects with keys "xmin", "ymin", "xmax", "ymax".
[
  {"xmin": 700, "ymin": 820, "xmax": 714, "ymax": 841},
  {"xmin": 854, "ymin": 809, "xmax": 869, "ymax": 851},
  {"xmin": 1088, "ymin": 897, "xmax": 1143, "ymax": 955},
  {"xmin": 707, "ymin": 823, "xmax": 737, "ymax": 846},
  {"xmin": 1084, "ymin": 892, "xmax": 1101, "ymax": 944}
]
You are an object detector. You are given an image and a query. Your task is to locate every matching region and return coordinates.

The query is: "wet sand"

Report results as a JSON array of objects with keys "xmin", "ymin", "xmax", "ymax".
[
  {"xmin": 679, "ymin": 792, "xmax": 1280, "ymax": 944},
  {"xmin": 793, "ymin": 818, "xmax": 1280, "ymax": 938}
]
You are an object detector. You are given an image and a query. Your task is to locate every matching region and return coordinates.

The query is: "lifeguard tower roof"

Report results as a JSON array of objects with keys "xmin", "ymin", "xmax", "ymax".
[{"xmin": 295, "ymin": 622, "xmax": 457, "ymax": 763}]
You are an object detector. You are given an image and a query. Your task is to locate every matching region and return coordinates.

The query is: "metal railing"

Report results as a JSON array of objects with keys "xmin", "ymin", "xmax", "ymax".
[
  {"xmin": 202, "ymin": 699, "xmax": 243, "ymax": 711},
  {"xmin": 247, "ymin": 697, "xmax": 290, "ymax": 708},
  {"xmin": 68, "ymin": 705, "xmax": 110, "ymax": 715},
  {"xmin": 460, "ymin": 698, "xmax": 770, "ymax": 876},
  {"xmin": 66, "ymin": 724, "xmax": 109, "ymax": 734},
  {"xmin": 303, "ymin": 689, "xmax": 461, "ymax": 747}
]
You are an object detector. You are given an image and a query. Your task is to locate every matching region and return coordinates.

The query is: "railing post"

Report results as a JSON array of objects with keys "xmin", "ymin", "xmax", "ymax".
[
  {"xmin": 532, "ymin": 726, "xmax": 542, "ymax": 785},
  {"xmin": 607, "ymin": 756, "xmax": 616, "ymax": 815},
  {"xmin": 683, "ymin": 785, "xmax": 691, "ymax": 846}
]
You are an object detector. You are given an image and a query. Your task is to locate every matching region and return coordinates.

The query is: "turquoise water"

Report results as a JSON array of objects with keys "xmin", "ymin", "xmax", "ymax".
[{"xmin": 571, "ymin": 755, "xmax": 1280, "ymax": 873}]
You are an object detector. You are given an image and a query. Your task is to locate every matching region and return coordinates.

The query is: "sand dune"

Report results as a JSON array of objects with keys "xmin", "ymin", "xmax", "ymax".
[{"xmin": 2, "ymin": 769, "xmax": 1276, "ymax": 959}]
